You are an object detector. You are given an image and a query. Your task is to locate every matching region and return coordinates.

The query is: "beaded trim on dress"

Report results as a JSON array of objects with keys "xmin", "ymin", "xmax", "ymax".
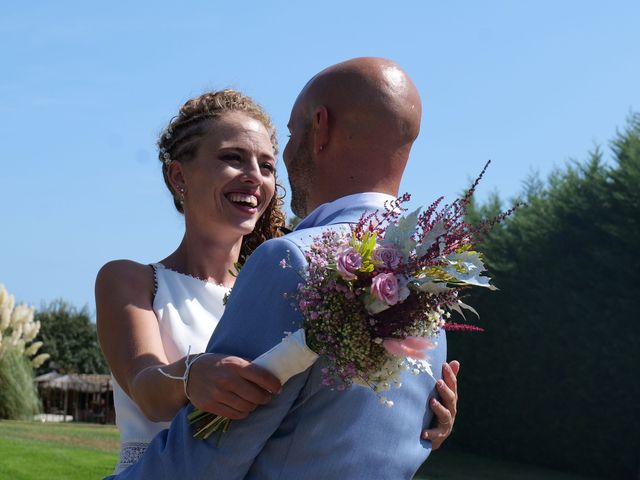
[
  {"xmin": 115, "ymin": 442, "xmax": 149, "ymax": 473},
  {"xmin": 151, "ymin": 264, "xmax": 160, "ymax": 297},
  {"xmin": 151, "ymin": 263, "xmax": 231, "ymax": 289}
]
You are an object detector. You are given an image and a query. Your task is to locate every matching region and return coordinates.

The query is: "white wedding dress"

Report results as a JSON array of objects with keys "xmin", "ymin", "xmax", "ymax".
[{"xmin": 112, "ymin": 263, "xmax": 229, "ymax": 474}]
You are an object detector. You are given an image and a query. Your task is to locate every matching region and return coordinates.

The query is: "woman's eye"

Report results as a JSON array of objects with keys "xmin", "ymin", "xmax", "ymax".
[
  {"xmin": 221, "ymin": 153, "xmax": 242, "ymax": 162},
  {"xmin": 261, "ymin": 163, "xmax": 276, "ymax": 173}
]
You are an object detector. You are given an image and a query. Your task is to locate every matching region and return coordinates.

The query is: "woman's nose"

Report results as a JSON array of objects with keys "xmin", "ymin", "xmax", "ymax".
[{"xmin": 241, "ymin": 159, "xmax": 262, "ymax": 184}]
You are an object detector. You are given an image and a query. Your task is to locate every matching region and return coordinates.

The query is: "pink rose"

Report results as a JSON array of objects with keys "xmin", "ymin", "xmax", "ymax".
[
  {"xmin": 370, "ymin": 272, "xmax": 400, "ymax": 305},
  {"xmin": 372, "ymin": 245, "xmax": 402, "ymax": 270},
  {"xmin": 336, "ymin": 247, "xmax": 362, "ymax": 281}
]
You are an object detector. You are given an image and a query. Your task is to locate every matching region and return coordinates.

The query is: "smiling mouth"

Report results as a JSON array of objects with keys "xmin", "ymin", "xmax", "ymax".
[{"xmin": 226, "ymin": 193, "xmax": 259, "ymax": 209}]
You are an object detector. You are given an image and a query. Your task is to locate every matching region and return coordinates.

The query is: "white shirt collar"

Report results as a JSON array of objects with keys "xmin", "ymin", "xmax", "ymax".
[{"xmin": 295, "ymin": 192, "xmax": 397, "ymax": 230}]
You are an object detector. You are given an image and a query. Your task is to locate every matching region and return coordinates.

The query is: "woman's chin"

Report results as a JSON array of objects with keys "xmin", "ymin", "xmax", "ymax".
[{"xmin": 234, "ymin": 219, "xmax": 259, "ymax": 236}]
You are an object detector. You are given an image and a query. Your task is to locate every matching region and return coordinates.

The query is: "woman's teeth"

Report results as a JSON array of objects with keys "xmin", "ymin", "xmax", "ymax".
[{"xmin": 227, "ymin": 193, "xmax": 258, "ymax": 208}]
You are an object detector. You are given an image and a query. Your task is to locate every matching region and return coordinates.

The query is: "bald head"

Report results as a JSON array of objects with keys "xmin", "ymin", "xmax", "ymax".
[
  {"xmin": 284, "ymin": 57, "xmax": 422, "ymax": 217},
  {"xmin": 302, "ymin": 57, "xmax": 422, "ymax": 146}
]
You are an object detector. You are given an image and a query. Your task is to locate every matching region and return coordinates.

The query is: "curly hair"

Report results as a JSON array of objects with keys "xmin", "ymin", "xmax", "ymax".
[{"xmin": 158, "ymin": 89, "xmax": 286, "ymax": 259}]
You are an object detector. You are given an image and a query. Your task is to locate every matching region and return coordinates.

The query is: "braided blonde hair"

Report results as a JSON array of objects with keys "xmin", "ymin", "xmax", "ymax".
[{"xmin": 158, "ymin": 90, "xmax": 285, "ymax": 258}]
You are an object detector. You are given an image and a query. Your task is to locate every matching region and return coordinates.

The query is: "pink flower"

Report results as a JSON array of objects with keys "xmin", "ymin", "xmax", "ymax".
[
  {"xmin": 370, "ymin": 272, "xmax": 400, "ymax": 305},
  {"xmin": 372, "ymin": 244, "xmax": 402, "ymax": 270},
  {"xmin": 336, "ymin": 247, "xmax": 362, "ymax": 281},
  {"xmin": 382, "ymin": 336, "xmax": 435, "ymax": 359}
]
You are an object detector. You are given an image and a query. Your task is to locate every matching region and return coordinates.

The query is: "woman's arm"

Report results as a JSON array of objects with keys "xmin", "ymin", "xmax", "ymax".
[{"xmin": 95, "ymin": 260, "xmax": 280, "ymax": 422}]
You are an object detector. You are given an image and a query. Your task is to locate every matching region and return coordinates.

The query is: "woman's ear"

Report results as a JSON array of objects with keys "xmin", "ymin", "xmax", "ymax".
[{"xmin": 167, "ymin": 161, "xmax": 186, "ymax": 195}]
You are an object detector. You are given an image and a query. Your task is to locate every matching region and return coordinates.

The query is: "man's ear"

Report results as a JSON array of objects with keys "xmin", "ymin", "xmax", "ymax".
[{"xmin": 312, "ymin": 106, "xmax": 329, "ymax": 154}]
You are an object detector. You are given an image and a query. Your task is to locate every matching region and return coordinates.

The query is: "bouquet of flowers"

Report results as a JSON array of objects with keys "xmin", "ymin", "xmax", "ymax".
[
  {"xmin": 290, "ymin": 163, "xmax": 517, "ymax": 405},
  {"xmin": 189, "ymin": 162, "xmax": 516, "ymax": 438}
]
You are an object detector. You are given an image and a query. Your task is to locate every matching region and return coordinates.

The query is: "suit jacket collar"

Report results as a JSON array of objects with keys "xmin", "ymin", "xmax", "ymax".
[{"xmin": 294, "ymin": 192, "xmax": 396, "ymax": 230}]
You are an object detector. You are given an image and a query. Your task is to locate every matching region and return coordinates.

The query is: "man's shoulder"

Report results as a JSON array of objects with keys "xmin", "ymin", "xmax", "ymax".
[{"xmin": 270, "ymin": 224, "xmax": 351, "ymax": 250}]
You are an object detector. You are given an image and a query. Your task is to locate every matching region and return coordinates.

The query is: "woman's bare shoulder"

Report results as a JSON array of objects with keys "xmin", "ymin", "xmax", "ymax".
[{"xmin": 95, "ymin": 259, "xmax": 155, "ymax": 297}]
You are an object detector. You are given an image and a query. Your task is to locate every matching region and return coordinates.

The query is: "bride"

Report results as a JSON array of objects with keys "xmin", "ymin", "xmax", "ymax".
[{"xmin": 96, "ymin": 89, "xmax": 459, "ymax": 474}]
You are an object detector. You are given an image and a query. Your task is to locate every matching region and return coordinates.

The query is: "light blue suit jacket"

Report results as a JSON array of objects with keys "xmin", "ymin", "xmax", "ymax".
[{"xmin": 108, "ymin": 199, "xmax": 446, "ymax": 480}]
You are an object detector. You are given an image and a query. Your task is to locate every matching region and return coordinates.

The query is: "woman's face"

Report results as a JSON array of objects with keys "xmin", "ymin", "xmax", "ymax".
[{"xmin": 180, "ymin": 111, "xmax": 277, "ymax": 239}]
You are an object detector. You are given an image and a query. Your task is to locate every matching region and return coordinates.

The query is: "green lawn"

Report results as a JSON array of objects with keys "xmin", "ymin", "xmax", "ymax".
[
  {"xmin": 0, "ymin": 420, "xmax": 600, "ymax": 480},
  {"xmin": 0, "ymin": 420, "xmax": 118, "ymax": 480}
]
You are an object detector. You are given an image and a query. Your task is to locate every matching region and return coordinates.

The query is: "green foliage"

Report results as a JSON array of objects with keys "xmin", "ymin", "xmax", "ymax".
[
  {"xmin": 449, "ymin": 114, "xmax": 640, "ymax": 479},
  {"xmin": 0, "ymin": 349, "xmax": 40, "ymax": 419},
  {"xmin": 34, "ymin": 300, "xmax": 108, "ymax": 375}
]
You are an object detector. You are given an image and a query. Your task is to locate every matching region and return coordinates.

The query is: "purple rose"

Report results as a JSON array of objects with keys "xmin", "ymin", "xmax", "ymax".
[
  {"xmin": 370, "ymin": 272, "xmax": 400, "ymax": 305},
  {"xmin": 336, "ymin": 247, "xmax": 362, "ymax": 280},
  {"xmin": 372, "ymin": 245, "xmax": 402, "ymax": 270}
]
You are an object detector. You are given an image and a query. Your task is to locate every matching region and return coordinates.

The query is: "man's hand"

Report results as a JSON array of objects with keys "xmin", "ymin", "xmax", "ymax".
[
  {"xmin": 421, "ymin": 360, "xmax": 460, "ymax": 449},
  {"xmin": 187, "ymin": 353, "xmax": 282, "ymax": 419}
]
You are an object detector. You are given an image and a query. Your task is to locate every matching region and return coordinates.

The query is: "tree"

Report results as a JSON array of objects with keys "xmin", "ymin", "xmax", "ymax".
[
  {"xmin": 34, "ymin": 300, "xmax": 108, "ymax": 375},
  {"xmin": 448, "ymin": 113, "xmax": 640, "ymax": 479}
]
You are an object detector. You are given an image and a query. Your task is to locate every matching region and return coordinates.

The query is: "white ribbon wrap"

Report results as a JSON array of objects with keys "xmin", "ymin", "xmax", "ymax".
[{"xmin": 252, "ymin": 329, "xmax": 319, "ymax": 384}]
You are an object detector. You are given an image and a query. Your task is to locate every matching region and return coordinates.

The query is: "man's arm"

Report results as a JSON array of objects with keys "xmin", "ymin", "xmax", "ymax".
[{"xmin": 108, "ymin": 237, "xmax": 311, "ymax": 479}]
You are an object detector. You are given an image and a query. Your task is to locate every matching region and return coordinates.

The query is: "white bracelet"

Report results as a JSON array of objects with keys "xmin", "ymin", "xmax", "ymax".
[{"xmin": 157, "ymin": 346, "xmax": 208, "ymax": 402}]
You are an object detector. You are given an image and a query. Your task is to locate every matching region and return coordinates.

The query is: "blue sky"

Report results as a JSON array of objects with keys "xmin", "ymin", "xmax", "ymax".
[{"xmin": 1, "ymin": 1, "xmax": 638, "ymax": 313}]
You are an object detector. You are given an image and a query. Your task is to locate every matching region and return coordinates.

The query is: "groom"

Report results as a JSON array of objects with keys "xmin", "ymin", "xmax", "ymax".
[{"xmin": 109, "ymin": 57, "xmax": 448, "ymax": 479}]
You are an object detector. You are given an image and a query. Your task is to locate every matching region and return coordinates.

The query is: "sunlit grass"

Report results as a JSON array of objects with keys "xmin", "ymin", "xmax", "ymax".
[{"xmin": 0, "ymin": 420, "xmax": 118, "ymax": 480}]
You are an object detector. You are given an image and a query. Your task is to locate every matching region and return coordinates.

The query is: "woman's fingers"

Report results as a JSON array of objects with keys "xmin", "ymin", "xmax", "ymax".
[
  {"xmin": 227, "ymin": 377, "xmax": 274, "ymax": 406},
  {"xmin": 421, "ymin": 361, "xmax": 460, "ymax": 448},
  {"xmin": 435, "ymin": 378, "xmax": 457, "ymax": 418},
  {"xmin": 189, "ymin": 354, "xmax": 278, "ymax": 415},
  {"xmin": 443, "ymin": 361, "xmax": 459, "ymax": 395},
  {"xmin": 201, "ymin": 399, "xmax": 252, "ymax": 420},
  {"xmin": 238, "ymin": 362, "xmax": 282, "ymax": 395},
  {"xmin": 422, "ymin": 397, "xmax": 453, "ymax": 449}
]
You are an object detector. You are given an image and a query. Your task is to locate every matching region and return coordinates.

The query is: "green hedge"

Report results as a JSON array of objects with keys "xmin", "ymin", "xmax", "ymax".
[{"xmin": 447, "ymin": 114, "xmax": 640, "ymax": 479}]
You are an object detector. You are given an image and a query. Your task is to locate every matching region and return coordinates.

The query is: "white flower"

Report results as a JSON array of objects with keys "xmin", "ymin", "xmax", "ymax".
[
  {"xmin": 9, "ymin": 324, "xmax": 23, "ymax": 345},
  {"xmin": 0, "ymin": 285, "xmax": 7, "ymax": 309},
  {"xmin": 31, "ymin": 353, "xmax": 50, "ymax": 369},
  {"xmin": 0, "ymin": 303, "xmax": 12, "ymax": 331},
  {"xmin": 11, "ymin": 304, "xmax": 34, "ymax": 327},
  {"xmin": 24, "ymin": 341, "xmax": 43, "ymax": 357},
  {"xmin": 22, "ymin": 320, "xmax": 40, "ymax": 342}
]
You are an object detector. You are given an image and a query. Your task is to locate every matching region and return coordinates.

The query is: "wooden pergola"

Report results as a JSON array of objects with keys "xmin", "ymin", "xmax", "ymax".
[{"xmin": 35, "ymin": 372, "xmax": 114, "ymax": 424}]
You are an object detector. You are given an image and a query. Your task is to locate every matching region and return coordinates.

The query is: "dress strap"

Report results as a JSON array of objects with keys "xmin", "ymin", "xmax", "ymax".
[{"xmin": 149, "ymin": 263, "xmax": 163, "ymax": 297}]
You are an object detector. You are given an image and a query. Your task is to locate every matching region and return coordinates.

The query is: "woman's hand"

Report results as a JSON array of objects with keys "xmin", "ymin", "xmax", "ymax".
[
  {"xmin": 422, "ymin": 360, "xmax": 460, "ymax": 449},
  {"xmin": 187, "ymin": 354, "xmax": 282, "ymax": 420}
]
